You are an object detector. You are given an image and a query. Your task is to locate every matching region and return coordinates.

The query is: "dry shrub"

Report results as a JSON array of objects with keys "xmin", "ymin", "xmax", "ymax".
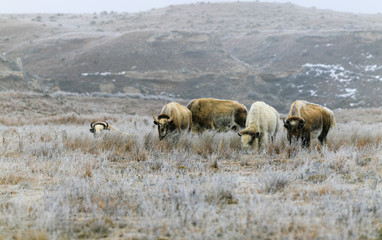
[
  {"xmin": 268, "ymin": 135, "xmax": 288, "ymax": 155},
  {"xmin": 9, "ymin": 230, "xmax": 49, "ymax": 240},
  {"xmin": 144, "ymin": 130, "xmax": 240, "ymax": 157},
  {"xmin": 355, "ymin": 137, "xmax": 371, "ymax": 150},
  {"xmin": 215, "ymin": 133, "xmax": 241, "ymax": 159},
  {"xmin": 260, "ymin": 171, "xmax": 290, "ymax": 193},
  {"xmin": 191, "ymin": 131, "xmax": 216, "ymax": 156},
  {"xmin": 306, "ymin": 174, "xmax": 328, "ymax": 183},
  {"xmin": 64, "ymin": 132, "xmax": 137, "ymax": 155},
  {"xmin": 132, "ymin": 147, "xmax": 148, "ymax": 162},
  {"xmin": 42, "ymin": 114, "xmax": 117, "ymax": 126},
  {"xmin": 268, "ymin": 142, "xmax": 282, "ymax": 155},
  {"xmin": 1, "ymin": 113, "xmax": 118, "ymax": 126},
  {"xmin": 73, "ymin": 218, "xmax": 114, "ymax": 239},
  {"xmin": 0, "ymin": 118, "xmax": 24, "ymax": 126},
  {"xmin": 143, "ymin": 131, "xmax": 159, "ymax": 151},
  {"xmin": 172, "ymin": 133, "xmax": 193, "ymax": 151},
  {"xmin": 210, "ymin": 158, "xmax": 219, "ymax": 169},
  {"xmin": 317, "ymin": 185, "xmax": 333, "ymax": 195},
  {"xmin": 83, "ymin": 162, "xmax": 93, "ymax": 178},
  {"xmin": 157, "ymin": 139, "xmax": 173, "ymax": 152},
  {"xmin": 205, "ymin": 175, "xmax": 238, "ymax": 205},
  {"xmin": 63, "ymin": 134, "xmax": 92, "ymax": 152},
  {"xmin": 100, "ymin": 132, "xmax": 137, "ymax": 153},
  {"xmin": 0, "ymin": 174, "xmax": 27, "ymax": 185}
]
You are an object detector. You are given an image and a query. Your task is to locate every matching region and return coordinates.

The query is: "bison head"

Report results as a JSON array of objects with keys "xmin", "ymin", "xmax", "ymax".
[
  {"xmin": 238, "ymin": 129, "xmax": 260, "ymax": 150},
  {"xmin": 283, "ymin": 117, "xmax": 305, "ymax": 133},
  {"xmin": 90, "ymin": 121, "xmax": 110, "ymax": 135},
  {"xmin": 153, "ymin": 114, "xmax": 173, "ymax": 140}
]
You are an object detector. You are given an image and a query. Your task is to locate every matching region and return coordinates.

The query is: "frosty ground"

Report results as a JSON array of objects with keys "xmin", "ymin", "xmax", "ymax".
[{"xmin": 0, "ymin": 93, "xmax": 382, "ymax": 239}]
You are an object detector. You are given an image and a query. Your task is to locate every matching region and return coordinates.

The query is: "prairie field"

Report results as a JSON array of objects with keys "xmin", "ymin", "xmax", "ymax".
[{"xmin": 0, "ymin": 92, "xmax": 382, "ymax": 239}]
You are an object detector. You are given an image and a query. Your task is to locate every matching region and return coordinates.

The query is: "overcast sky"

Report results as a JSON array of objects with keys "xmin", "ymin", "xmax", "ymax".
[{"xmin": 1, "ymin": 0, "xmax": 381, "ymax": 14}]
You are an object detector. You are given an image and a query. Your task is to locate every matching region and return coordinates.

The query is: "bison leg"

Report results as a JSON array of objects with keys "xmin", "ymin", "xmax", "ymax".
[
  {"xmin": 287, "ymin": 132, "xmax": 292, "ymax": 145},
  {"xmin": 318, "ymin": 124, "xmax": 330, "ymax": 145},
  {"xmin": 301, "ymin": 131, "xmax": 310, "ymax": 148},
  {"xmin": 253, "ymin": 138, "xmax": 259, "ymax": 152},
  {"xmin": 260, "ymin": 134, "xmax": 268, "ymax": 154},
  {"xmin": 318, "ymin": 131, "xmax": 328, "ymax": 145}
]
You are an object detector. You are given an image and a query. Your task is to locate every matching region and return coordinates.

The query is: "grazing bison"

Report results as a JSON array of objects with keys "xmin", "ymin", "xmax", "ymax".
[
  {"xmin": 90, "ymin": 121, "xmax": 118, "ymax": 136},
  {"xmin": 153, "ymin": 102, "xmax": 192, "ymax": 140},
  {"xmin": 186, "ymin": 98, "xmax": 247, "ymax": 133},
  {"xmin": 283, "ymin": 100, "xmax": 336, "ymax": 147},
  {"xmin": 239, "ymin": 101, "xmax": 280, "ymax": 153}
]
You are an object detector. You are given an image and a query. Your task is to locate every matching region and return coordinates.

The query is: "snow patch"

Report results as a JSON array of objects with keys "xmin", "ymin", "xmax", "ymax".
[
  {"xmin": 337, "ymin": 88, "xmax": 357, "ymax": 98},
  {"xmin": 81, "ymin": 71, "xmax": 127, "ymax": 76},
  {"xmin": 364, "ymin": 65, "xmax": 382, "ymax": 72},
  {"xmin": 303, "ymin": 63, "xmax": 353, "ymax": 82}
]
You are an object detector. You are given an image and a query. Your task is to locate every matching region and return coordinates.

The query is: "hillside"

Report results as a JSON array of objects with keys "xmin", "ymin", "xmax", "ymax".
[{"xmin": 1, "ymin": 2, "xmax": 382, "ymax": 111}]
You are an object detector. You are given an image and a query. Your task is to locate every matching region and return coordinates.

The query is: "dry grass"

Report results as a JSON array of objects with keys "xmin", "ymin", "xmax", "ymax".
[{"xmin": 0, "ymin": 96, "xmax": 382, "ymax": 239}]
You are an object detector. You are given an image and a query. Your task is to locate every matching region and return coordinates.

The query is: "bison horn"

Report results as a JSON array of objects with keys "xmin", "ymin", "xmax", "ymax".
[
  {"xmin": 168, "ymin": 116, "xmax": 174, "ymax": 123},
  {"xmin": 299, "ymin": 119, "xmax": 305, "ymax": 127},
  {"xmin": 283, "ymin": 119, "xmax": 291, "ymax": 129},
  {"xmin": 283, "ymin": 119, "xmax": 290, "ymax": 125},
  {"xmin": 97, "ymin": 122, "xmax": 107, "ymax": 130},
  {"xmin": 152, "ymin": 113, "xmax": 158, "ymax": 124}
]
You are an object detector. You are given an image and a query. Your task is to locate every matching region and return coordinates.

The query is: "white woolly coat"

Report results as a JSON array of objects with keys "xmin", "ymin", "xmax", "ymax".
[{"xmin": 240, "ymin": 101, "xmax": 280, "ymax": 152}]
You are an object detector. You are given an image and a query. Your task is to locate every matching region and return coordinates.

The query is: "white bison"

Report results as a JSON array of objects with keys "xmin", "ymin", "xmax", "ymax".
[{"xmin": 239, "ymin": 101, "xmax": 280, "ymax": 153}]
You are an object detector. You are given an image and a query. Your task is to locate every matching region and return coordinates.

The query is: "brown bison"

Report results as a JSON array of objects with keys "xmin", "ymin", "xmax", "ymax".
[
  {"xmin": 283, "ymin": 100, "xmax": 336, "ymax": 147},
  {"xmin": 186, "ymin": 98, "xmax": 247, "ymax": 133},
  {"xmin": 153, "ymin": 102, "xmax": 192, "ymax": 140},
  {"xmin": 90, "ymin": 121, "xmax": 118, "ymax": 136}
]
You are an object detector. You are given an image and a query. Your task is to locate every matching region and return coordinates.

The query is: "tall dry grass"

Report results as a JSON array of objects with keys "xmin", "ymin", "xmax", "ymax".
[{"xmin": 0, "ymin": 113, "xmax": 382, "ymax": 239}]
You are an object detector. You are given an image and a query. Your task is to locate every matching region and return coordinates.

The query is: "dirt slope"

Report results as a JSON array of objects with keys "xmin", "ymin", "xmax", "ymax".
[{"xmin": 1, "ymin": 2, "xmax": 382, "ymax": 111}]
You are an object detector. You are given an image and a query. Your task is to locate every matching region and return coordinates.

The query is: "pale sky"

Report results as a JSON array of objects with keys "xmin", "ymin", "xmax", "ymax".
[{"xmin": 1, "ymin": 0, "xmax": 381, "ymax": 14}]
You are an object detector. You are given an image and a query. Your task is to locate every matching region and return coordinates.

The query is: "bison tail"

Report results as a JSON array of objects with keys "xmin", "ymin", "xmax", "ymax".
[{"xmin": 330, "ymin": 112, "xmax": 337, "ymax": 128}]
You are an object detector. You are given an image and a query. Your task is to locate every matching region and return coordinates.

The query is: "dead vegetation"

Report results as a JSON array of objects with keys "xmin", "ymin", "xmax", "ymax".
[{"xmin": 0, "ymin": 93, "xmax": 382, "ymax": 239}]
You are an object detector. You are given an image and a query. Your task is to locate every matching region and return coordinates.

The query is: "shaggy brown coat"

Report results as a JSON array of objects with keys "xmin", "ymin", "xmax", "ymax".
[
  {"xmin": 284, "ymin": 100, "xmax": 336, "ymax": 147},
  {"xmin": 186, "ymin": 98, "xmax": 247, "ymax": 133},
  {"xmin": 153, "ymin": 102, "xmax": 192, "ymax": 140}
]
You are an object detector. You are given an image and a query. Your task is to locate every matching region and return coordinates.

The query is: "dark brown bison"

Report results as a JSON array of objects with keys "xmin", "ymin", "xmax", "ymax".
[
  {"xmin": 283, "ymin": 100, "xmax": 336, "ymax": 147},
  {"xmin": 153, "ymin": 102, "xmax": 192, "ymax": 140},
  {"xmin": 186, "ymin": 98, "xmax": 247, "ymax": 133}
]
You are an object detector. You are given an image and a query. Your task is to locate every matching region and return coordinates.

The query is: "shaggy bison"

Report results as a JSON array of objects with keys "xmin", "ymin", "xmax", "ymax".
[
  {"xmin": 283, "ymin": 100, "xmax": 336, "ymax": 147},
  {"xmin": 153, "ymin": 102, "xmax": 192, "ymax": 140},
  {"xmin": 239, "ymin": 101, "xmax": 280, "ymax": 153},
  {"xmin": 186, "ymin": 98, "xmax": 247, "ymax": 133}
]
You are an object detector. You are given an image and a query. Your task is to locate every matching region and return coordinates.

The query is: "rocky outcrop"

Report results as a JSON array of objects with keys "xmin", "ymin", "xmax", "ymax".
[{"xmin": 0, "ymin": 54, "xmax": 58, "ymax": 92}]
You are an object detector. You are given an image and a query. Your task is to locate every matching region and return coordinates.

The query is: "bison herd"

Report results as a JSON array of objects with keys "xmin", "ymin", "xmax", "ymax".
[{"xmin": 90, "ymin": 98, "xmax": 337, "ymax": 152}]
